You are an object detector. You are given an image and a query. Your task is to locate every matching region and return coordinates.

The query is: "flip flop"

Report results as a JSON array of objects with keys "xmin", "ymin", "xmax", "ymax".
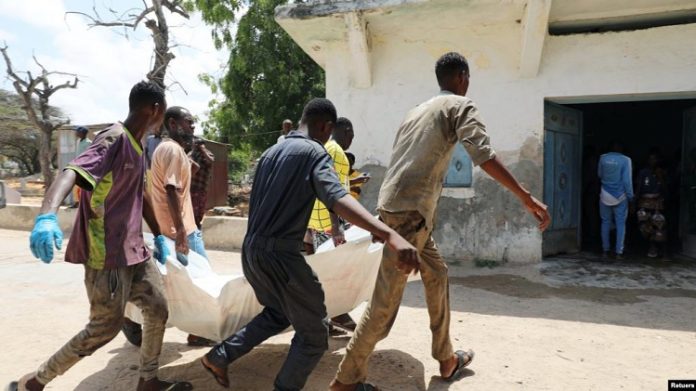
[
  {"xmin": 158, "ymin": 381, "xmax": 193, "ymax": 391},
  {"xmin": 443, "ymin": 349, "xmax": 475, "ymax": 382},
  {"xmin": 201, "ymin": 357, "xmax": 230, "ymax": 388},
  {"xmin": 355, "ymin": 382, "xmax": 379, "ymax": 391}
]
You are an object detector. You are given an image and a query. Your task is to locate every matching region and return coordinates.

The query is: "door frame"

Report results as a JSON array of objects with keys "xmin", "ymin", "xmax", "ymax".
[{"xmin": 542, "ymin": 101, "xmax": 583, "ymax": 256}]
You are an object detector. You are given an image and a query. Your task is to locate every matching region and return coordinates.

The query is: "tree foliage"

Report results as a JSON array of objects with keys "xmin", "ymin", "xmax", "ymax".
[{"xmin": 195, "ymin": 0, "xmax": 325, "ymax": 153}]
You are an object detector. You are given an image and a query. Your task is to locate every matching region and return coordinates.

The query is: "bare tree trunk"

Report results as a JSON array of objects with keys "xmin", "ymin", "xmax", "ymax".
[
  {"xmin": 38, "ymin": 127, "xmax": 54, "ymax": 185},
  {"xmin": 0, "ymin": 44, "xmax": 78, "ymax": 189}
]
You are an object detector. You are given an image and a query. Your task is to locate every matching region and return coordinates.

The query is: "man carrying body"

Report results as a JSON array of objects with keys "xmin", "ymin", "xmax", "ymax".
[
  {"xmin": 123, "ymin": 106, "xmax": 214, "ymax": 348},
  {"xmin": 148, "ymin": 106, "xmax": 208, "ymax": 262},
  {"xmin": 200, "ymin": 98, "xmax": 418, "ymax": 391},
  {"xmin": 598, "ymin": 141, "xmax": 633, "ymax": 259},
  {"xmin": 330, "ymin": 52, "xmax": 551, "ymax": 391},
  {"xmin": 305, "ymin": 117, "xmax": 355, "ymax": 254},
  {"xmin": 189, "ymin": 137, "xmax": 215, "ymax": 230},
  {"xmin": 7, "ymin": 81, "xmax": 191, "ymax": 391},
  {"xmin": 305, "ymin": 117, "xmax": 358, "ymax": 332}
]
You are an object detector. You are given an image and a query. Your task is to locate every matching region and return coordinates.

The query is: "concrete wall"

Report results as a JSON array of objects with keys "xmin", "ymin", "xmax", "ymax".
[
  {"xmin": 0, "ymin": 204, "xmax": 248, "ymax": 251},
  {"xmin": 319, "ymin": 14, "xmax": 696, "ymax": 262}
]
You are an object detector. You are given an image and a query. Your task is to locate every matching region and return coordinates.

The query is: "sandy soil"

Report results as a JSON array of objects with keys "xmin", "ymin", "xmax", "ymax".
[{"xmin": 1, "ymin": 228, "xmax": 695, "ymax": 390}]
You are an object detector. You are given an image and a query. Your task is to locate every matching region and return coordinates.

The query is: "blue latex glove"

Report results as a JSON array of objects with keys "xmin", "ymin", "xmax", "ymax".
[
  {"xmin": 176, "ymin": 252, "xmax": 189, "ymax": 266},
  {"xmin": 29, "ymin": 213, "xmax": 63, "ymax": 263},
  {"xmin": 153, "ymin": 235, "xmax": 170, "ymax": 265}
]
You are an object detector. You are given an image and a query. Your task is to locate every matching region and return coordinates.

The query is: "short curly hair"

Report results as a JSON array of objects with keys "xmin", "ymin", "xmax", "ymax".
[
  {"xmin": 129, "ymin": 80, "xmax": 166, "ymax": 111},
  {"xmin": 301, "ymin": 98, "xmax": 337, "ymax": 126},
  {"xmin": 435, "ymin": 52, "xmax": 469, "ymax": 87}
]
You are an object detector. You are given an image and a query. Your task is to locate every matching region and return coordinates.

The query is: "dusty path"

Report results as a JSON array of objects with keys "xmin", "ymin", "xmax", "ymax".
[{"xmin": 1, "ymin": 229, "xmax": 694, "ymax": 390}]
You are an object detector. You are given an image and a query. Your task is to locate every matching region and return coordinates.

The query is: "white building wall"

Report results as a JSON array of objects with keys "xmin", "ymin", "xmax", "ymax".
[{"xmin": 323, "ymin": 21, "xmax": 696, "ymax": 262}]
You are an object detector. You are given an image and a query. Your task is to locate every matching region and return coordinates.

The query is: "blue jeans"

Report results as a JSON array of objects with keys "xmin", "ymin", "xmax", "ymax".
[
  {"xmin": 600, "ymin": 200, "xmax": 628, "ymax": 254},
  {"xmin": 187, "ymin": 229, "xmax": 208, "ymax": 260}
]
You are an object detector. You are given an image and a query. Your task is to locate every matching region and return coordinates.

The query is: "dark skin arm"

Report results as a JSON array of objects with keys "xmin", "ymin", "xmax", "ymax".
[
  {"xmin": 480, "ymin": 155, "xmax": 551, "ymax": 230},
  {"xmin": 332, "ymin": 195, "xmax": 419, "ymax": 274},
  {"xmin": 165, "ymin": 185, "xmax": 189, "ymax": 254},
  {"xmin": 142, "ymin": 192, "xmax": 161, "ymax": 236},
  {"xmin": 39, "ymin": 169, "xmax": 77, "ymax": 214}
]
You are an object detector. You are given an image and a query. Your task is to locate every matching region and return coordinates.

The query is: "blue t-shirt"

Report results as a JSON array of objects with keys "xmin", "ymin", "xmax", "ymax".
[{"xmin": 598, "ymin": 152, "xmax": 633, "ymax": 200}]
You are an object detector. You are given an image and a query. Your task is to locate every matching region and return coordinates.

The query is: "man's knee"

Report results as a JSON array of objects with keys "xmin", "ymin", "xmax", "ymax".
[
  {"xmin": 143, "ymin": 297, "xmax": 169, "ymax": 324},
  {"xmin": 77, "ymin": 321, "xmax": 123, "ymax": 356}
]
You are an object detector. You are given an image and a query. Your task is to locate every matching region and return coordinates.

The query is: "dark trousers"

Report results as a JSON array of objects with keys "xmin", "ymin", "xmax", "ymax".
[{"xmin": 206, "ymin": 240, "xmax": 329, "ymax": 391}]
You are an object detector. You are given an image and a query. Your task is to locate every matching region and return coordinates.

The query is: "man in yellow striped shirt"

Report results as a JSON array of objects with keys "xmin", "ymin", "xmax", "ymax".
[{"xmin": 305, "ymin": 117, "xmax": 354, "ymax": 253}]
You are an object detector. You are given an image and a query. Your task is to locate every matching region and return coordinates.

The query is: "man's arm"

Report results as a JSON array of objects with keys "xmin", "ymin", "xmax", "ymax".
[
  {"xmin": 142, "ymin": 192, "xmax": 161, "ymax": 236},
  {"xmin": 39, "ymin": 169, "xmax": 77, "ymax": 214},
  {"xmin": 479, "ymin": 156, "xmax": 551, "ymax": 231},
  {"xmin": 332, "ymin": 195, "xmax": 419, "ymax": 274},
  {"xmin": 165, "ymin": 185, "xmax": 189, "ymax": 254}
]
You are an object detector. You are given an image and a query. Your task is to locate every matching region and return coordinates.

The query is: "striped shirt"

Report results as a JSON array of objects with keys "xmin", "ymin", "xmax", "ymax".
[
  {"xmin": 65, "ymin": 123, "xmax": 150, "ymax": 269},
  {"xmin": 308, "ymin": 139, "xmax": 349, "ymax": 232}
]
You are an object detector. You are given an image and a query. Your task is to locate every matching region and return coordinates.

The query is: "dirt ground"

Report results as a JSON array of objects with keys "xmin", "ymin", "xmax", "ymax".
[{"xmin": 1, "ymin": 228, "xmax": 695, "ymax": 390}]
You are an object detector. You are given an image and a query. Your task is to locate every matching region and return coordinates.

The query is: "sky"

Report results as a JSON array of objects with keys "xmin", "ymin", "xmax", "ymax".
[{"xmin": 0, "ymin": 0, "xmax": 234, "ymax": 130}]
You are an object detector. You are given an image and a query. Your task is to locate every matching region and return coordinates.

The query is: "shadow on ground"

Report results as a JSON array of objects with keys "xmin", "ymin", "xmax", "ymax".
[
  {"xmin": 402, "ymin": 256, "xmax": 696, "ymax": 332},
  {"xmin": 74, "ymin": 334, "xmax": 436, "ymax": 390}
]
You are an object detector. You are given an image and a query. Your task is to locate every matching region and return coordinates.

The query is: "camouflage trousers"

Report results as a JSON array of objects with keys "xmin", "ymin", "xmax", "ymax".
[
  {"xmin": 336, "ymin": 210, "xmax": 454, "ymax": 384},
  {"xmin": 35, "ymin": 260, "xmax": 168, "ymax": 385}
]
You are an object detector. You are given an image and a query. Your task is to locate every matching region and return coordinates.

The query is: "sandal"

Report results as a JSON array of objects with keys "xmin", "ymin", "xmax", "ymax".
[
  {"xmin": 355, "ymin": 382, "xmax": 379, "ymax": 391},
  {"xmin": 443, "ymin": 349, "xmax": 475, "ymax": 382},
  {"xmin": 201, "ymin": 356, "xmax": 230, "ymax": 388}
]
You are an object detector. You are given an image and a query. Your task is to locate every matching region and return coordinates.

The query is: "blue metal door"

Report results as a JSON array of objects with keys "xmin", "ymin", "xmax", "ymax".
[{"xmin": 543, "ymin": 102, "xmax": 582, "ymax": 255}]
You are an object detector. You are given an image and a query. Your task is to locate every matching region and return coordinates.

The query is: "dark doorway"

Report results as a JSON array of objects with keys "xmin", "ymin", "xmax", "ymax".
[{"xmin": 566, "ymin": 99, "xmax": 696, "ymax": 258}]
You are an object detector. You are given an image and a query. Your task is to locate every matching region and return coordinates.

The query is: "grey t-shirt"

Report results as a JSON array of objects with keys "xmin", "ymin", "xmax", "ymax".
[{"xmin": 246, "ymin": 130, "xmax": 348, "ymax": 242}]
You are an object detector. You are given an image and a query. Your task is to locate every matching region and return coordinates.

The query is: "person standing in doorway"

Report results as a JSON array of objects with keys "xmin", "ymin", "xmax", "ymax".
[
  {"xmin": 636, "ymin": 151, "xmax": 668, "ymax": 258},
  {"xmin": 7, "ymin": 81, "xmax": 192, "ymax": 391},
  {"xmin": 200, "ymin": 98, "xmax": 418, "ymax": 391},
  {"xmin": 597, "ymin": 141, "xmax": 634, "ymax": 259},
  {"xmin": 330, "ymin": 52, "xmax": 551, "ymax": 391}
]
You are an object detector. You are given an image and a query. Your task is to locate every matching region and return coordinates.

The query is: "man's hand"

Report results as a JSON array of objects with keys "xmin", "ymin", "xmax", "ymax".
[
  {"xmin": 30, "ymin": 213, "xmax": 63, "ymax": 263},
  {"xmin": 349, "ymin": 173, "xmax": 371, "ymax": 185},
  {"xmin": 384, "ymin": 231, "xmax": 419, "ymax": 275},
  {"xmin": 332, "ymin": 231, "xmax": 346, "ymax": 246},
  {"xmin": 175, "ymin": 230, "xmax": 189, "ymax": 255},
  {"xmin": 522, "ymin": 194, "xmax": 551, "ymax": 231}
]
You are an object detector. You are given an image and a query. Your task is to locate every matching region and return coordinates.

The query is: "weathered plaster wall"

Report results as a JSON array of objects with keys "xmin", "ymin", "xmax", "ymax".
[{"xmin": 281, "ymin": 3, "xmax": 696, "ymax": 263}]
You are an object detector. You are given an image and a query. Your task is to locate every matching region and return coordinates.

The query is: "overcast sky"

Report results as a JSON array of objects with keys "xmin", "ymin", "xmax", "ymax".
[{"xmin": 0, "ymin": 0, "xmax": 232, "ymax": 130}]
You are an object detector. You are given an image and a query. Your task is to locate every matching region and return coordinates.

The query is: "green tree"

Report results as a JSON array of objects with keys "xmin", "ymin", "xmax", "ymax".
[{"xmin": 194, "ymin": 0, "xmax": 325, "ymax": 153}]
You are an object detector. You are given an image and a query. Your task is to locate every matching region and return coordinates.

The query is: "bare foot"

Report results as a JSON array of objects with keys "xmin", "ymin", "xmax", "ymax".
[{"xmin": 439, "ymin": 354, "xmax": 459, "ymax": 378}]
